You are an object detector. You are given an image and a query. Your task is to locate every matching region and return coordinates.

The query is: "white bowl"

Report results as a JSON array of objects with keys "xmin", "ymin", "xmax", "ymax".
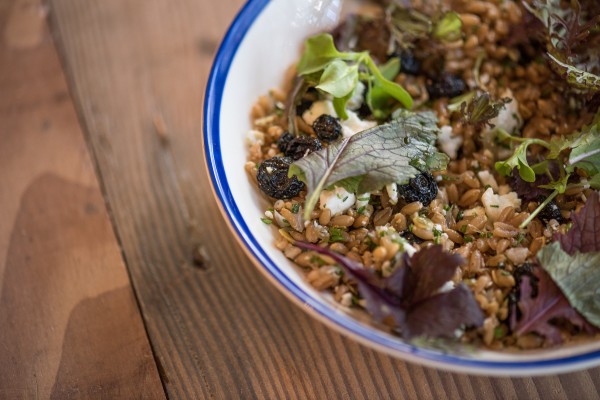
[{"xmin": 203, "ymin": 0, "xmax": 600, "ymax": 375}]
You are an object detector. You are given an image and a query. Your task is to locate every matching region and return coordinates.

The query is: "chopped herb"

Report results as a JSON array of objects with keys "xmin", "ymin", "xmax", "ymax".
[
  {"xmin": 516, "ymin": 233, "xmax": 526, "ymax": 244},
  {"xmin": 460, "ymin": 224, "xmax": 467, "ymax": 233},
  {"xmin": 261, "ymin": 218, "xmax": 273, "ymax": 225},
  {"xmin": 329, "ymin": 227, "xmax": 346, "ymax": 243},
  {"xmin": 357, "ymin": 206, "xmax": 366, "ymax": 215},
  {"xmin": 464, "ymin": 235, "xmax": 474, "ymax": 243},
  {"xmin": 296, "ymin": 33, "xmax": 412, "ymax": 119},
  {"xmin": 457, "ymin": 210, "xmax": 464, "ymax": 221},
  {"xmin": 291, "ymin": 203, "xmax": 300, "ymax": 214},
  {"xmin": 310, "ymin": 255, "xmax": 327, "ymax": 266},
  {"xmin": 490, "ymin": 204, "xmax": 499, "ymax": 208}
]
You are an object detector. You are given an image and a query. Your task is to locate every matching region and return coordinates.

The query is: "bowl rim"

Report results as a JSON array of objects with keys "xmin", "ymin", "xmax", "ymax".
[{"xmin": 202, "ymin": 0, "xmax": 600, "ymax": 376}]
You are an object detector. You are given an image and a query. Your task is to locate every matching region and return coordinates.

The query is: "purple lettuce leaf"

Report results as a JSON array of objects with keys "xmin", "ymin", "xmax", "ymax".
[
  {"xmin": 511, "ymin": 267, "xmax": 596, "ymax": 344},
  {"xmin": 555, "ymin": 191, "xmax": 600, "ymax": 254},
  {"xmin": 295, "ymin": 242, "xmax": 484, "ymax": 339}
]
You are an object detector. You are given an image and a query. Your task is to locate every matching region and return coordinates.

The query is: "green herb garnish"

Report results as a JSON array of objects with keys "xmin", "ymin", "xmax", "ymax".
[{"xmin": 296, "ymin": 33, "xmax": 412, "ymax": 119}]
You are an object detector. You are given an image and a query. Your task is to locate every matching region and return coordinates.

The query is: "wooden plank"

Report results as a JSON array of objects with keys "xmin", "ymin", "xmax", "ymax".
[
  {"xmin": 0, "ymin": 1, "xmax": 166, "ymax": 398},
  {"xmin": 48, "ymin": 0, "xmax": 600, "ymax": 398}
]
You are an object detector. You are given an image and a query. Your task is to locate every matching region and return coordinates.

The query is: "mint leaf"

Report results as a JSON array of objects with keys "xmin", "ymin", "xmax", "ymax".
[
  {"xmin": 289, "ymin": 112, "xmax": 448, "ymax": 219},
  {"xmin": 317, "ymin": 60, "xmax": 359, "ymax": 98},
  {"xmin": 295, "ymin": 242, "xmax": 483, "ymax": 339},
  {"xmin": 537, "ymin": 242, "xmax": 600, "ymax": 328},
  {"xmin": 297, "ymin": 34, "xmax": 345, "ymax": 75}
]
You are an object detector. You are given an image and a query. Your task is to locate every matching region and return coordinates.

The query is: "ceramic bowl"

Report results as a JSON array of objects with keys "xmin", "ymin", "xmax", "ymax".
[{"xmin": 203, "ymin": 0, "xmax": 600, "ymax": 375}]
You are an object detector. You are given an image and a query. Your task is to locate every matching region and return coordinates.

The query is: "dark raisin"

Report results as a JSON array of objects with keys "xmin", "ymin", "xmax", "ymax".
[
  {"xmin": 536, "ymin": 198, "xmax": 563, "ymax": 222},
  {"xmin": 398, "ymin": 172, "xmax": 438, "ymax": 206},
  {"xmin": 426, "ymin": 74, "xmax": 466, "ymax": 99},
  {"xmin": 256, "ymin": 157, "xmax": 304, "ymax": 199},
  {"xmin": 401, "ymin": 230, "xmax": 424, "ymax": 244},
  {"xmin": 277, "ymin": 132, "xmax": 294, "ymax": 153},
  {"xmin": 398, "ymin": 51, "xmax": 420, "ymax": 75},
  {"xmin": 313, "ymin": 114, "xmax": 342, "ymax": 142},
  {"xmin": 284, "ymin": 135, "xmax": 322, "ymax": 160}
]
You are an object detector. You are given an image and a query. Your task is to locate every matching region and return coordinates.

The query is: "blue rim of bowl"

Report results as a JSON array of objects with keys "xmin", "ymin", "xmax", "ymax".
[{"xmin": 203, "ymin": 0, "xmax": 600, "ymax": 374}]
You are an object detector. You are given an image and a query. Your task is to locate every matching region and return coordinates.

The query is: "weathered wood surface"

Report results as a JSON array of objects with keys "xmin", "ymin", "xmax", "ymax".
[
  {"xmin": 0, "ymin": 0, "xmax": 592, "ymax": 398},
  {"xmin": 0, "ymin": 0, "xmax": 165, "ymax": 398}
]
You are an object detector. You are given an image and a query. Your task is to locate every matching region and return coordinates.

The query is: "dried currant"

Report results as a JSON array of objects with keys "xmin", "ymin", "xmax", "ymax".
[
  {"xmin": 284, "ymin": 135, "xmax": 322, "ymax": 160},
  {"xmin": 398, "ymin": 172, "xmax": 438, "ymax": 206},
  {"xmin": 426, "ymin": 73, "xmax": 466, "ymax": 99},
  {"xmin": 256, "ymin": 157, "xmax": 304, "ymax": 199},
  {"xmin": 277, "ymin": 132, "xmax": 294, "ymax": 153},
  {"xmin": 312, "ymin": 114, "xmax": 342, "ymax": 142},
  {"xmin": 537, "ymin": 198, "xmax": 563, "ymax": 222},
  {"xmin": 399, "ymin": 51, "xmax": 420, "ymax": 75}
]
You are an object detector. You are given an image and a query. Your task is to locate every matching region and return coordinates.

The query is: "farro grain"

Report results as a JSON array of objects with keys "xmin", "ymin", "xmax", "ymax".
[
  {"xmin": 493, "ymin": 222, "xmax": 520, "ymax": 238},
  {"xmin": 487, "ymin": 254, "xmax": 506, "ymax": 267},
  {"xmin": 319, "ymin": 208, "xmax": 332, "ymax": 225},
  {"xmin": 391, "ymin": 213, "xmax": 407, "ymax": 232},
  {"xmin": 330, "ymin": 215, "xmax": 355, "ymax": 227},
  {"xmin": 284, "ymin": 245, "xmax": 302, "ymax": 259},
  {"xmin": 529, "ymin": 236, "xmax": 545, "ymax": 255},
  {"xmin": 289, "ymin": 231, "xmax": 306, "ymax": 242},
  {"xmin": 459, "ymin": 189, "xmax": 481, "ymax": 207},
  {"xmin": 401, "ymin": 201, "xmax": 423, "ymax": 215},
  {"xmin": 373, "ymin": 207, "xmax": 393, "ymax": 226},
  {"xmin": 330, "ymin": 242, "xmax": 349, "ymax": 254},
  {"xmin": 460, "ymin": 13, "xmax": 481, "ymax": 27}
]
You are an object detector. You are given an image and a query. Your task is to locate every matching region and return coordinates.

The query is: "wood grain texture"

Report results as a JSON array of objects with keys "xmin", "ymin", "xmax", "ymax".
[
  {"xmin": 48, "ymin": 0, "xmax": 600, "ymax": 399},
  {"xmin": 0, "ymin": 1, "xmax": 165, "ymax": 398}
]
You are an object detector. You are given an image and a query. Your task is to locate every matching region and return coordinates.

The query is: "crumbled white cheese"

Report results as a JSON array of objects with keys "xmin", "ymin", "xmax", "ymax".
[
  {"xmin": 481, "ymin": 187, "xmax": 522, "ymax": 221},
  {"xmin": 489, "ymin": 89, "xmax": 523, "ymax": 135},
  {"xmin": 246, "ymin": 129, "xmax": 265, "ymax": 146},
  {"xmin": 386, "ymin": 183, "xmax": 399, "ymax": 205},
  {"xmin": 302, "ymin": 100, "xmax": 376, "ymax": 138},
  {"xmin": 264, "ymin": 210, "xmax": 274, "ymax": 219},
  {"xmin": 478, "ymin": 170, "xmax": 499, "ymax": 192},
  {"xmin": 319, "ymin": 186, "xmax": 356, "ymax": 215},
  {"xmin": 402, "ymin": 241, "xmax": 417, "ymax": 257},
  {"xmin": 438, "ymin": 125, "xmax": 463, "ymax": 159},
  {"xmin": 266, "ymin": 166, "xmax": 274, "ymax": 174}
]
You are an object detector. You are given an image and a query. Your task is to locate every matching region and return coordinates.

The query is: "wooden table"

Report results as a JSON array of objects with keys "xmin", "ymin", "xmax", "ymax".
[{"xmin": 1, "ymin": 0, "xmax": 599, "ymax": 398}]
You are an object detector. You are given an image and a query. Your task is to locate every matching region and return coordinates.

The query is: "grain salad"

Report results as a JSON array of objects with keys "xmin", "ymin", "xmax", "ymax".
[{"xmin": 245, "ymin": 0, "xmax": 600, "ymax": 350}]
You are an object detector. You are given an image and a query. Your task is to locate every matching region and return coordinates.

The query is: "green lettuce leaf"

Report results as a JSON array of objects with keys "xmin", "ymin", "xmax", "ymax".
[
  {"xmin": 289, "ymin": 111, "xmax": 448, "ymax": 219},
  {"xmin": 537, "ymin": 242, "xmax": 600, "ymax": 328}
]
